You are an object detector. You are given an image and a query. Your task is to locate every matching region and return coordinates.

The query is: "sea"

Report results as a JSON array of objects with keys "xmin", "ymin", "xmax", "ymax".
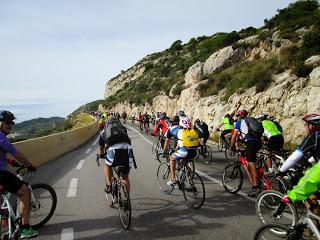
[{"xmin": 0, "ymin": 101, "xmax": 88, "ymax": 123}]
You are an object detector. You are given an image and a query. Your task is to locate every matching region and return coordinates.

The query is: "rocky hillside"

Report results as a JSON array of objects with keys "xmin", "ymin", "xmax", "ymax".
[{"xmin": 99, "ymin": 1, "xmax": 320, "ymax": 145}]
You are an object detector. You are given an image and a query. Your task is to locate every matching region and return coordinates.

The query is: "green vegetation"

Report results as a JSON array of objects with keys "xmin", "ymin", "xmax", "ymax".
[
  {"xmin": 198, "ymin": 58, "xmax": 279, "ymax": 100},
  {"xmin": 96, "ymin": 1, "xmax": 320, "ymax": 109}
]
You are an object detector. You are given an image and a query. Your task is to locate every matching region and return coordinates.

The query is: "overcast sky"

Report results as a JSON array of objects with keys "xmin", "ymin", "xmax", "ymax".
[{"xmin": 0, "ymin": 0, "xmax": 294, "ymax": 105}]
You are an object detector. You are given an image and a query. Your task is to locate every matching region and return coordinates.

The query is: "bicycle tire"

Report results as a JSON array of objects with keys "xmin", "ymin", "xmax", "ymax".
[
  {"xmin": 254, "ymin": 223, "xmax": 290, "ymax": 240},
  {"xmin": 255, "ymin": 190, "xmax": 298, "ymax": 227},
  {"xmin": 204, "ymin": 145, "xmax": 213, "ymax": 163},
  {"xmin": 29, "ymin": 183, "xmax": 57, "ymax": 229},
  {"xmin": 217, "ymin": 138, "xmax": 224, "ymax": 152},
  {"xmin": 152, "ymin": 142, "xmax": 162, "ymax": 162},
  {"xmin": 182, "ymin": 171, "xmax": 205, "ymax": 209},
  {"xmin": 222, "ymin": 163, "xmax": 243, "ymax": 193},
  {"xmin": 157, "ymin": 162, "xmax": 174, "ymax": 194},
  {"xmin": 105, "ymin": 178, "xmax": 117, "ymax": 208},
  {"xmin": 117, "ymin": 183, "xmax": 131, "ymax": 230},
  {"xmin": 224, "ymin": 147, "xmax": 236, "ymax": 160}
]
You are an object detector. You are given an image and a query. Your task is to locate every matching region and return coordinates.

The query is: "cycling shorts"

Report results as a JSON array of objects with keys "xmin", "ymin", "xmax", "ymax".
[
  {"xmin": 172, "ymin": 147, "xmax": 197, "ymax": 161},
  {"xmin": 267, "ymin": 135, "xmax": 284, "ymax": 152},
  {"xmin": 105, "ymin": 148, "xmax": 134, "ymax": 176},
  {"xmin": 0, "ymin": 170, "xmax": 24, "ymax": 194},
  {"xmin": 245, "ymin": 140, "xmax": 262, "ymax": 163}
]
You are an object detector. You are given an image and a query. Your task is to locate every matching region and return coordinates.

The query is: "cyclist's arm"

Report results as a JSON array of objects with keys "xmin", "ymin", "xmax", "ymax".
[
  {"xmin": 13, "ymin": 151, "xmax": 34, "ymax": 168},
  {"xmin": 279, "ymin": 149, "xmax": 304, "ymax": 172}
]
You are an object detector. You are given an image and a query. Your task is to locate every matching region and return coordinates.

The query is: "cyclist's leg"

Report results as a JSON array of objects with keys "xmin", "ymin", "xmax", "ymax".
[
  {"xmin": 170, "ymin": 147, "xmax": 188, "ymax": 182},
  {"xmin": 104, "ymin": 150, "xmax": 115, "ymax": 191},
  {"xmin": 121, "ymin": 175, "xmax": 130, "ymax": 193},
  {"xmin": 246, "ymin": 141, "xmax": 262, "ymax": 190}
]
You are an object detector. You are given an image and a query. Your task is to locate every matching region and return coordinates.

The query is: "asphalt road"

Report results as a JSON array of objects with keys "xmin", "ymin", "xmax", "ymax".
[{"xmin": 27, "ymin": 123, "xmax": 264, "ymax": 240}]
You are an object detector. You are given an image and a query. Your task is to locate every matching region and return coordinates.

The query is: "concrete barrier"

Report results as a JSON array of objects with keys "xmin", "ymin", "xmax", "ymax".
[{"xmin": 12, "ymin": 121, "xmax": 99, "ymax": 167}]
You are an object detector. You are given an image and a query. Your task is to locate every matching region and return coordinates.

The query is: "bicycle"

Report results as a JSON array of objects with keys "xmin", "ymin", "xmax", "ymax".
[
  {"xmin": 221, "ymin": 150, "xmax": 281, "ymax": 195},
  {"xmin": 0, "ymin": 161, "xmax": 57, "ymax": 240},
  {"xmin": 254, "ymin": 197, "xmax": 320, "ymax": 239},
  {"xmin": 156, "ymin": 156, "xmax": 205, "ymax": 209},
  {"xmin": 96, "ymin": 155, "xmax": 131, "ymax": 230},
  {"xmin": 195, "ymin": 139, "xmax": 213, "ymax": 164}
]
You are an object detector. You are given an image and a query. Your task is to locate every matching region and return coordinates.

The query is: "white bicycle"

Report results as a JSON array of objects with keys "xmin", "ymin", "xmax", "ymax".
[{"xmin": 0, "ymin": 161, "xmax": 57, "ymax": 240}]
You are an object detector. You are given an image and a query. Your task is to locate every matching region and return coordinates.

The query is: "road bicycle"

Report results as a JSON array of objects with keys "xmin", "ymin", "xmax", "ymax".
[
  {"xmin": 151, "ymin": 136, "xmax": 177, "ymax": 163},
  {"xmin": 222, "ymin": 150, "xmax": 282, "ymax": 195},
  {"xmin": 156, "ymin": 156, "xmax": 205, "ymax": 209},
  {"xmin": 195, "ymin": 139, "xmax": 213, "ymax": 164},
  {"xmin": 0, "ymin": 161, "xmax": 57, "ymax": 240},
  {"xmin": 96, "ymin": 155, "xmax": 131, "ymax": 230},
  {"xmin": 254, "ymin": 196, "xmax": 320, "ymax": 239}
]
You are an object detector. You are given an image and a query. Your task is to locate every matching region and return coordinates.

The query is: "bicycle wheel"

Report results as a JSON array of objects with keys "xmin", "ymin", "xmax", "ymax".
[
  {"xmin": 105, "ymin": 178, "xmax": 117, "ymax": 208},
  {"xmin": 203, "ymin": 145, "xmax": 213, "ymax": 163},
  {"xmin": 224, "ymin": 147, "xmax": 236, "ymax": 160},
  {"xmin": 30, "ymin": 183, "xmax": 57, "ymax": 229},
  {"xmin": 254, "ymin": 224, "xmax": 290, "ymax": 240},
  {"xmin": 255, "ymin": 190, "xmax": 298, "ymax": 227},
  {"xmin": 117, "ymin": 183, "xmax": 131, "ymax": 230},
  {"xmin": 157, "ymin": 162, "xmax": 174, "ymax": 194},
  {"xmin": 152, "ymin": 142, "xmax": 162, "ymax": 162},
  {"xmin": 182, "ymin": 171, "xmax": 205, "ymax": 209},
  {"xmin": 217, "ymin": 137, "xmax": 224, "ymax": 152},
  {"xmin": 222, "ymin": 163, "xmax": 243, "ymax": 193}
]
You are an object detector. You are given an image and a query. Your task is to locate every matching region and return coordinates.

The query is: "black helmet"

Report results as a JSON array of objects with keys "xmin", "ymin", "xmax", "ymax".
[
  {"xmin": 0, "ymin": 110, "xmax": 16, "ymax": 122},
  {"xmin": 172, "ymin": 115, "xmax": 180, "ymax": 124},
  {"xmin": 194, "ymin": 119, "xmax": 200, "ymax": 124},
  {"xmin": 176, "ymin": 111, "xmax": 186, "ymax": 117}
]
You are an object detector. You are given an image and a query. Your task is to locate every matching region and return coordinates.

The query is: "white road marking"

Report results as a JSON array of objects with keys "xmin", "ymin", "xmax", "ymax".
[
  {"xmin": 131, "ymin": 124, "xmax": 255, "ymax": 202},
  {"xmin": 76, "ymin": 160, "xmax": 85, "ymax": 170},
  {"xmin": 85, "ymin": 148, "xmax": 91, "ymax": 154},
  {"xmin": 67, "ymin": 178, "xmax": 78, "ymax": 198},
  {"xmin": 61, "ymin": 228, "xmax": 74, "ymax": 240},
  {"xmin": 92, "ymin": 136, "xmax": 99, "ymax": 146}
]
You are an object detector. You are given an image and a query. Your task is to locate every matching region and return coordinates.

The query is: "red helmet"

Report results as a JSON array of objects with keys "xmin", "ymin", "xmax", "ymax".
[
  {"xmin": 302, "ymin": 113, "xmax": 320, "ymax": 127},
  {"xmin": 236, "ymin": 110, "xmax": 248, "ymax": 118}
]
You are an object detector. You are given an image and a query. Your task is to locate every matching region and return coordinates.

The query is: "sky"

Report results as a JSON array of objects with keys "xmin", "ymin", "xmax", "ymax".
[{"xmin": 0, "ymin": 0, "xmax": 294, "ymax": 106}]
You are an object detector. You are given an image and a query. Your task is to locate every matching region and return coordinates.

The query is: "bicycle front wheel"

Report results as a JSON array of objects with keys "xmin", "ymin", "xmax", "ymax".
[
  {"xmin": 254, "ymin": 223, "xmax": 290, "ymax": 240},
  {"xmin": 182, "ymin": 171, "xmax": 205, "ymax": 209},
  {"xmin": 222, "ymin": 163, "xmax": 243, "ymax": 193},
  {"xmin": 30, "ymin": 183, "xmax": 57, "ymax": 229},
  {"xmin": 117, "ymin": 184, "xmax": 131, "ymax": 230},
  {"xmin": 255, "ymin": 190, "xmax": 298, "ymax": 227},
  {"xmin": 157, "ymin": 162, "xmax": 174, "ymax": 194}
]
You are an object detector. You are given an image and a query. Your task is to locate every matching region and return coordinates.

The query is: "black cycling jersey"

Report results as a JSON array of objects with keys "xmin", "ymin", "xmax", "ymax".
[{"xmin": 299, "ymin": 131, "xmax": 320, "ymax": 161}]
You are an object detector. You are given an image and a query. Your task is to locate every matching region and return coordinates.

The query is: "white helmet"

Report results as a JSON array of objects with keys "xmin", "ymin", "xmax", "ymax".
[{"xmin": 179, "ymin": 117, "xmax": 191, "ymax": 129}]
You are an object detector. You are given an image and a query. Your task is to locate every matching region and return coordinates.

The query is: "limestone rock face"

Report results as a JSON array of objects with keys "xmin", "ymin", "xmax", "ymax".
[
  {"xmin": 184, "ymin": 61, "xmax": 203, "ymax": 87},
  {"xmin": 310, "ymin": 66, "xmax": 320, "ymax": 87},
  {"xmin": 203, "ymin": 46, "xmax": 245, "ymax": 75},
  {"xmin": 305, "ymin": 55, "xmax": 320, "ymax": 68}
]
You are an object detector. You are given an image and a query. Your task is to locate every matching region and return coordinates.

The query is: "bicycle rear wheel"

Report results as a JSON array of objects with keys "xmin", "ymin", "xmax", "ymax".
[
  {"xmin": 222, "ymin": 163, "xmax": 243, "ymax": 193},
  {"xmin": 157, "ymin": 162, "xmax": 174, "ymax": 194},
  {"xmin": 254, "ymin": 223, "xmax": 290, "ymax": 240},
  {"xmin": 117, "ymin": 183, "xmax": 131, "ymax": 230},
  {"xmin": 30, "ymin": 183, "xmax": 57, "ymax": 229},
  {"xmin": 255, "ymin": 190, "xmax": 298, "ymax": 227},
  {"xmin": 182, "ymin": 171, "xmax": 205, "ymax": 209}
]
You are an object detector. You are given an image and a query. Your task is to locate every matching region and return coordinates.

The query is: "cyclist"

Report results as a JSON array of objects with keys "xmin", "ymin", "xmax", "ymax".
[
  {"xmin": 256, "ymin": 113, "xmax": 284, "ymax": 174},
  {"xmin": 162, "ymin": 117, "xmax": 199, "ymax": 186},
  {"xmin": 121, "ymin": 112, "xmax": 127, "ymax": 124},
  {"xmin": 0, "ymin": 110, "xmax": 38, "ymax": 238},
  {"xmin": 151, "ymin": 112, "xmax": 169, "ymax": 149},
  {"xmin": 278, "ymin": 113, "xmax": 320, "ymax": 205},
  {"xmin": 193, "ymin": 119, "xmax": 210, "ymax": 161},
  {"xmin": 216, "ymin": 113, "xmax": 234, "ymax": 146},
  {"xmin": 138, "ymin": 112, "xmax": 144, "ymax": 130},
  {"xmin": 99, "ymin": 116, "xmax": 136, "ymax": 194},
  {"xmin": 230, "ymin": 110, "xmax": 262, "ymax": 197},
  {"xmin": 267, "ymin": 115, "xmax": 283, "ymax": 133},
  {"xmin": 176, "ymin": 110, "xmax": 187, "ymax": 118},
  {"xmin": 143, "ymin": 112, "xmax": 150, "ymax": 132}
]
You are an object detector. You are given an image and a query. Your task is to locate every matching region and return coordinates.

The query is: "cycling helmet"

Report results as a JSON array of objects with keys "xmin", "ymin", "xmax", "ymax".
[
  {"xmin": 302, "ymin": 113, "xmax": 320, "ymax": 126},
  {"xmin": 160, "ymin": 112, "xmax": 167, "ymax": 119},
  {"xmin": 176, "ymin": 110, "xmax": 186, "ymax": 117},
  {"xmin": 194, "ymin": 119, "xmax": 200, "ymax": 125},
  {"xmin": 235, "ymin": 110, "xmax": 248, "ymax": 118},
  {"xmin": 0, "ymin": 110, "xmax": 16, "ymax": 122},
  {"xmin": 179, "ymin": 117, "xmax": 191, "ymax": 129},
  {"xmin": 172, "ymin": 115, "xmax": 180, "ymax": 123},
  {"xmin": 255, "ymin": 113, "xmax": 267, "ymax": 121},
  {"xmin": 266, "ymin": 115, "xmax": 274, "ymax": 121},
  {"xmin": 225, "ymin": 114, "xmax": 231, "ymax": 118}
]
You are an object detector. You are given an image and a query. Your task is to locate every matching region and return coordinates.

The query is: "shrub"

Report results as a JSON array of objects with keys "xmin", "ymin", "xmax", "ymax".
[
  {"xmin": 238, "ymin": 27, "xmax": 258, "ymax": 38},
  {"xmin": 170, "ymin": 40, "xmax": 183, "ymax": 51}
]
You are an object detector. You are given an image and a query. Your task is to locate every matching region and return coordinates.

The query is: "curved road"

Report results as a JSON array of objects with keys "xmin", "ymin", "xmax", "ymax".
[{"xmin": 30, "ymin": 123, "xmax": 263, "ymax": 239}]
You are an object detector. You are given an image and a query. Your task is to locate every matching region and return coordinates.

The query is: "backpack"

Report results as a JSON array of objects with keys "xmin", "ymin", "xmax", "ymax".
[
  {"xmin": 195, "ymin": 122, "xmax": 209, "ymax": 138},
  {"xmin": 244, "ymin": 117, "xmax": 264, "ymax": 137},
  {"xmin": 181, "ymin": 129, "xmax": 199, "ymax": 148},
  {"xmin": 104, "ymin": 117, "xmax": 130, "ymax": 146}
]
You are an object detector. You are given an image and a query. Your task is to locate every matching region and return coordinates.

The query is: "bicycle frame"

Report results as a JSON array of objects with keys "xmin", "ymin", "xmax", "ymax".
[{"xmin": 1, "ymin": 192, "xmax": 20, "ymax": 239}]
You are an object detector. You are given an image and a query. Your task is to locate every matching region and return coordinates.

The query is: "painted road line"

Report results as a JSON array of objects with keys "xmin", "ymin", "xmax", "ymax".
[
  {"xmin": 76, "ymin": 160, "xmax": 85, "ymax": 170},
  {"xmin": 196, "ymin": 169, "xmax": 255, "ymax": 202},
  {"xmin": 61, "ymin": 228, "xmax": 74, "ymax": 240},
  {"xmin": 127, "ymin": 126, "xmax": 154, "ymax": 146},
  {"xmin": 131, "ymin": 125, "xmax": 255, "ymax": 202},
  {"xmin": 67, "ymin": 178, "xmax": 78, "ymax": 198},
  {"xmin": 85, "ymin": 148, "xmax": 91, "ymax": 154},
  {"xmin": 92, "ymin": 136, "xmax": 99, "ymax": 146}
]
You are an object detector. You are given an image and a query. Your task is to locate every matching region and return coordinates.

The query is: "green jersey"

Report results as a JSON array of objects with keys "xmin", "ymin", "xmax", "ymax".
[{"xmin": 262, "ymin": 120, "xmax": 282, "ymax": 139}]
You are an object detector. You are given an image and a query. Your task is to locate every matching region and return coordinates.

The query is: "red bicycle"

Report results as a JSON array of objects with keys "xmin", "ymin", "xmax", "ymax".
[{"xmin": 222, "ymin": 150, "xmax": 279, "ymax": 194}]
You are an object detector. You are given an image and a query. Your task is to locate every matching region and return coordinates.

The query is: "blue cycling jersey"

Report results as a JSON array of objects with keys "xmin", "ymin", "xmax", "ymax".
[{"xmin": 0, "ymin": 131, "xmax": 18, "ymax": 171}]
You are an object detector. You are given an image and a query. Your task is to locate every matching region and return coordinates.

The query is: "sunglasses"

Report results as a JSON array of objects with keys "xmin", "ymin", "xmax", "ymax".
[{"xmin": 5, "ymin": 121, "xmax": 15, "ymax": 125}]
